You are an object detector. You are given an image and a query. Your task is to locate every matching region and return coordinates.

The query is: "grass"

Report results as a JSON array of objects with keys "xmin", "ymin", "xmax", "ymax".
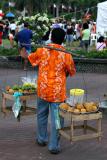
[{"xmin": 2, "ymin": 39, "xmax": 11, "ymax": 48}]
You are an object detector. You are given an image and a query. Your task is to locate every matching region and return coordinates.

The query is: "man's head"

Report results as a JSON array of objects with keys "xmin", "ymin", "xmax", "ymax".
[
  {"xmin": 24, "ymin": 22, "xmax": 29, "ymax": 28},
  {"xmin": 83, "ymin": 23, "xmax": 89, "ymax": 29},
  {"xmin": 51, "ymin": 28, "xmax": 66, "ymax": 45},
  {"xmin": 98, "ymin": 36, "xmax": 104, "ymax": 43}
]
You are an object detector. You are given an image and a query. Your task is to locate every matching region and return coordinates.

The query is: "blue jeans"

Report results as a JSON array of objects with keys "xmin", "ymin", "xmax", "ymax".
[
  {"xmin": 36, "ymin": 97, "xmax": 64, "ymax": 151},
  {"xmin": 66, "ymin": 34, "xmax": 74, "ymax": 43}
]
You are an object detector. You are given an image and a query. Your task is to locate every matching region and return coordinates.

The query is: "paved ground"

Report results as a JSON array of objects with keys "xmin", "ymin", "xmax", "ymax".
[{"xmin": 0, "ymin": 68, "xmax": 107, "ymax": 160}]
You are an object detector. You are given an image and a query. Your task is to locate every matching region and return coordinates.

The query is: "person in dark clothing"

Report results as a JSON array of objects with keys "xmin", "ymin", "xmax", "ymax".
[
  {"xmin": 0, "ymin": 20, "xmax": 5, "ymax": 46},
  {"xmin": 66, "ymin": 22, "xmax": 74, "ymax": 46},
  {"xmin": 16, "ymin": 22, "xmax": 33, "ymax": 70},
  {"xmin": 4, "ymin": 21, "xmax": 9, "ymax": 39}
]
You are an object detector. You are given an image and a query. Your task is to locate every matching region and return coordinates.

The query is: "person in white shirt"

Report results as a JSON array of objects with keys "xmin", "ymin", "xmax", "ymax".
[{"xmin": 9, "ymin": 21, "xmax": 17, "ymax": 36}]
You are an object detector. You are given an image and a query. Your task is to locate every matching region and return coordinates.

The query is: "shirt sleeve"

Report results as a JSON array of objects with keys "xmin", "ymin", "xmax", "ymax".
[
  {"xmin": 28, "ymin": 48, "xmax": 41, "ymax": 67},
  {"xmin": 65, "ymin": 53, "xmax": 76, "ymax": 76}
]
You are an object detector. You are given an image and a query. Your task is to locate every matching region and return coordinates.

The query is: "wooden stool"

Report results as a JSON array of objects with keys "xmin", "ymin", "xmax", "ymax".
[
  {"xmin": 59, "ymin": 110, "xmax": 102, "ymax": 142},
  {"xmin": 1, "ymin": 92, "xmax": 37, "ymax": 120}
]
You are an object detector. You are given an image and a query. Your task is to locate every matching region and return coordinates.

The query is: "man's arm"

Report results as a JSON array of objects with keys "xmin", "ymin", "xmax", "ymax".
[
  {"xmin": 65, "ymin": 54, "xmax": 76, "ymax": 76},
  {"xmin": 28, "ymin": 48, "xmax": 41, "ymax": 67}
]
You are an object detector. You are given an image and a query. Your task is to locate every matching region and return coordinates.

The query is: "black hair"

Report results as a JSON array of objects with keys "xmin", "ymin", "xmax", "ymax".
[
  {"xmin": 98, "ymin": 36, "xmax": 104, "ymax": 43},
  {"xmin": 51, "ymin": 28, "xmax": 66, "ymax": 44},
  {"xmin": 24, "ymin": 22, "xmax": 29, "ymax": 28},
  {"xmin": 0, "ymin": 20, "xmax": 4, "ymax": 24},
  {"xmin": 83, "ymin": 23, "xmax": 89, "ymax": 29}
]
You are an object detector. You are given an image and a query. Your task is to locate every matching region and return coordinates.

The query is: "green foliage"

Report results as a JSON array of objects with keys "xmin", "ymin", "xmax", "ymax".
[
  {"xmin": 0, "ymin": 47, "xmax": 19, "ymax": 56},
  {"xmin": 31, "ymin": 45, "xmax": 38, "ymax": 52},
  {"xmin": 12, "ymin": 85, "xmax": 21, "ymax": 90},
  {"xmin": 0, "ymin": 44, "xmax": 38, "ymax": 56},
  {"xmin": 11, "ymin": 83, "xmax": 36, "ymax": 93},
  {"xmin": 75, "ymin": 49, "xmax": 107, "ymax": 59},
  {"xmin": 1, "ymin": 0, "xmax": 105, "ymax": 17},
  {"xmin": 22, "ymin": 83, "xmax": 36, "ymax": 91},
  {"xmin": 0, "ymin": 45, "xmax": 107, "ymax": 59},
  {"xmin": 62, "ymin": 13, "xmax": 72, "ymax": 20},
  {"xmin": 17, "ymin": 13, "xmax": 52, "ymax": 43}
]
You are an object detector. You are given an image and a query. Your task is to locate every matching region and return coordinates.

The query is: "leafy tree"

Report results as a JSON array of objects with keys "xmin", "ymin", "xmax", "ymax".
[{"xmin": 0, "ymin": 0, "xmax": 106, "ymax": 17}]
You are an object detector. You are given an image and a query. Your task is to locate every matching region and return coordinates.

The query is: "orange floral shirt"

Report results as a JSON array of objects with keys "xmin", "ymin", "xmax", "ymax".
[{"xmin": 28, "ymin": 43, "xmax": 76, "ymax": 102}]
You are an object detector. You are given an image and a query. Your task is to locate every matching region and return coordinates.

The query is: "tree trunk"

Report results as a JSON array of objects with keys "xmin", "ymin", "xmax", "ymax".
[
  {"xmin": 56, "ymin": 4, "xmax": 59, "ymax": 17},
  {"xmin": 27, "ymin": 1, "xmax": 33, "ymax": 15}
]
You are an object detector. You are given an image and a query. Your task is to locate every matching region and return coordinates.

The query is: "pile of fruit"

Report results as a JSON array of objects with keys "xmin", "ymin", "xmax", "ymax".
[
  {"xmin": 59, "ymin": 102, "xmax": 98, "ymax": 114},
  {"xmin": 6, "ymin": 83, "xmax": 37, "ymax": 95}
]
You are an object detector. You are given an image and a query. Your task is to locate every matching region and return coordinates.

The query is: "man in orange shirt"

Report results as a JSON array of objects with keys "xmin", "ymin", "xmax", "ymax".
[{"xmin": 28, "ymin": 28, "xmax": 76, "ymax": 154}]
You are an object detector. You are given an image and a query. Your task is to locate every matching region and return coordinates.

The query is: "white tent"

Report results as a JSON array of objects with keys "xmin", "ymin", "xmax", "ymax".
[{"xmin": 96, "ymin": 1, "xmax": 107, "ymax": 35}]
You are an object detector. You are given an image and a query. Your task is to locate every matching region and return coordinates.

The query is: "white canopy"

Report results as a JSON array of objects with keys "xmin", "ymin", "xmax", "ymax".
[{"xmin": 96, "ymin": 1, "xmax": 107, "ymax": 35}]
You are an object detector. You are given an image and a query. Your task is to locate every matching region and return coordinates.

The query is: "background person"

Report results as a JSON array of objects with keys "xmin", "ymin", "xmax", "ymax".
[
  {"xmin": 3, "ymin": 20, "xmax": 9, "ymax": 39},
  {"xmin": 66, "ymin": 22, "xmax": 74, "ymax": 47},
  {"xmin": 96, "ymin": 36, "xmax": 106, "ymax": 51},
  {"xmin": 8, "ymin": 31, "xmax": 14, "ymax": 48},
  {"xmin": 0, "ymin": 20, "xmax": 5, "ymax": 46},
  {"xmin": 16, "ymin": 22, "xmax": 33, "ymax": 70},
  {"xmin": 81, "ymin": 22, "xmax": 90, "ymax": 51},
  {"xmin": 91, "ymin": 22, "xmax": 96, "ymax": 34},
  {"xmin": 51, "ymin": 19, "xmax": 61, "ymax": 29},
  {"xmin": 28, "ymin": 28, "xmax": 76, "ymax": 154},
  {"xmin": 9, "ymin": 21, "xmax": 17, "ymax": 36}
]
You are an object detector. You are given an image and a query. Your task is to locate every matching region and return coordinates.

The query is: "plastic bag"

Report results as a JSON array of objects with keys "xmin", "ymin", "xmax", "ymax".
[
  {"xmin": 12, "ymin": 92, "xmax": 22, "ymax": 118},
  {"xmin": 21, "ymin": 76, "xmax": 37, "ymax": 86}
]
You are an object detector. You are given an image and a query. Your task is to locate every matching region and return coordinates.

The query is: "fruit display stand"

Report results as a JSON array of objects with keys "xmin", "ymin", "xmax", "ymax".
[
  {"xmin": 59, "ymin": 110, "xmax": 102, "ymax": 142},
  {"xmin": 1, "ymin": 92, "xmax": 37, "ymax": 120}
]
